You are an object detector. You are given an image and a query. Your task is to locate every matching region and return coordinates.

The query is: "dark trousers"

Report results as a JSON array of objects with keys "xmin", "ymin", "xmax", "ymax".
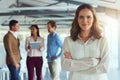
[
  {"xmin": 7, "ymin": 64, "xmax": 21, "ymax": 80},
  {"xmin": 27, "ymin": 56, "xmax": 43, "ymax": 80}
]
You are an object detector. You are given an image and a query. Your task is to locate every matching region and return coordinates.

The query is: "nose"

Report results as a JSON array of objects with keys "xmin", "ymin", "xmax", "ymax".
[{"xmin": 83, "ymin": 17, "xmax": 87, "ymax": 23}]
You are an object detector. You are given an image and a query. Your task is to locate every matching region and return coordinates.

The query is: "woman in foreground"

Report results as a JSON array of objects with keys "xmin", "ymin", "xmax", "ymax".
[{"xmin": 61, "ymin": 4, "xmax": 109, "ymax": 80}]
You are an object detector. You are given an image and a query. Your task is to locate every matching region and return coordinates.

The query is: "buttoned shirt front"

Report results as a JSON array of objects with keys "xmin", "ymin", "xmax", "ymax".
[{"xmin": 62, "ymin": 36, "xmax": 109, "ymax": 80}]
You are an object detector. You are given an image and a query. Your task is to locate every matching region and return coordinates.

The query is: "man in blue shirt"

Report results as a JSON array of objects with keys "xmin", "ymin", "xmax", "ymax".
[{"xmin": 47, "ymin": 20, "xmax": 62, "ymax": 80}]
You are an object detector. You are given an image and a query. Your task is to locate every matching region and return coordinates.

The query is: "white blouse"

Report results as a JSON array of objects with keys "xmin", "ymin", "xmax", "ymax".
[
  {"xmin": 25, "ymin": 36, "xmax": 44, "ymax": 57},
  {"xmin": 61, "ymin": 36, "xmax": 109, "ymax": 80}
]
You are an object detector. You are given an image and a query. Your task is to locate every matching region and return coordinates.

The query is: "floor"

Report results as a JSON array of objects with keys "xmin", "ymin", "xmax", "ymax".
[{"xmin": 0, "ymin": 65, "xmax": 120, "ymax": 80}]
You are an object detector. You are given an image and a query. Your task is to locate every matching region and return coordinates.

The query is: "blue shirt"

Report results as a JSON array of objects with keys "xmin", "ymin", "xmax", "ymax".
[{"xmin": 47, "ymin": 32, "xmax": 62, "ymax": 62}]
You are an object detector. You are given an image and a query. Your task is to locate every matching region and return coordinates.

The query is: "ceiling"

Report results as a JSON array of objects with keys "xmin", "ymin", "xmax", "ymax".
[
  {"xmin": 0, "ymin": 0, "xmax": 120, "ymax": 29},
  {"xmin": 0, "ymin": 0, "xmax": 81, "ymax": 28}
]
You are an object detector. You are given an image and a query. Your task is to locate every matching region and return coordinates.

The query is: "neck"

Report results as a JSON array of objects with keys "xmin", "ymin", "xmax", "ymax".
[
  {"xmin": 80, "ymin": 30, "xmax": 91, "ymax": 42},
  {"xmin": 10, "ymin": 30, "xmax": 16, "ymax": 32},
  {"xmin": 32, "ymin": 34, "xmax": 38, "ymax": 41},
  {"xmin": 80, "ymin": 30, "xmax": 91, "ymax": 38},
  {"xmin": 50, "ymin": 32, "xmax": 55, "ymax": 35},
  {"xmin": 33, "ymin": 34, "xmax": 37, "ymax": 37}
]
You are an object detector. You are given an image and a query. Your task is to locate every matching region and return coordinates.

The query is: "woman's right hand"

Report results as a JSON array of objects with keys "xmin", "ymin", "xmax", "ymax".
[
  {"xmin": 64, "ymin": 52, "xmax": 72, "ymax": 59},
  {"xmin": 28, "ymin": 45, "xmax": 31, "ymax": 49},
  {"xmin": 96, "ymin": 58, "xmax": 101, "ymax": 63}
]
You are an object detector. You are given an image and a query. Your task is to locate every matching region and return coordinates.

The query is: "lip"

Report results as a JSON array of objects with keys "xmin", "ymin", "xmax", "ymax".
[{"xmin": 82, "ymin": 24, "xmax": 87, "ymax": 26}]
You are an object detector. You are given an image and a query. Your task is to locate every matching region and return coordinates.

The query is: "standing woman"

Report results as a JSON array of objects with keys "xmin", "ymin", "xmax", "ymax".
[
  {"xmin": 25, "ymin": 25, "xmax": 44, "ymax": 80},
  {"xmin": 61, "ymin": 4, "xmax": 109, "ymax": 80}
]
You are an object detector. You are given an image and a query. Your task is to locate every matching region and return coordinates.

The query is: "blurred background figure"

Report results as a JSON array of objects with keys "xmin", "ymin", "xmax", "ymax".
[
  {"xmin": 25, "ymin": 25, "xmax": 44, "ymax": 80},
  {"xmin": 46, "ymin": 20, "xmax": 62, "ymax": 80},
  {"xmin": 3, "ymin": 20, "xmax": 21, "ymax": 80}
]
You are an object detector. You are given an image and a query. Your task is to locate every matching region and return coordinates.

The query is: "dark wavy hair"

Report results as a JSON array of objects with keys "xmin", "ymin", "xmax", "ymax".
[
  {"xmin": 30, "ymin": 25, "xmax": 40, "ymax": 37},
  {"xmin": 70, "ymin": 4, "xmax": 102, "ymax": 41},
  {"xmin": 9, "ymin": 20, "xmax": 18, "ymax": 30}
]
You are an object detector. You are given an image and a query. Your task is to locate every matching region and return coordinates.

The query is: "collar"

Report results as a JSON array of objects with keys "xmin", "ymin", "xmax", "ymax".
[
  {"xmin": 9, "ymin": 30, "xmax": 18, "ymax": 39},
  {"xmin": 78, "ymin": 35, "xmax": 95, "ymax": 40},
  {"xmin": 50, "ymin": 32, "xmax": 56, "ymax": 37}
]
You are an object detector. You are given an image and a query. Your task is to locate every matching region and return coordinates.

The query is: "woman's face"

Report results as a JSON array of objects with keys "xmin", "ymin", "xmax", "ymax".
[
  {"xmin": 78, "ymin": 8, "xmax": 94, "ymax": 32},
  {"xmin": 31, "ymin": 27, "xmax": 37, "ymax": 35}
]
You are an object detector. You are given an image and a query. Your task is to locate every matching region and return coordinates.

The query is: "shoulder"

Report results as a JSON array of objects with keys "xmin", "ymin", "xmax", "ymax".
[
  {"xmin": 98, "ymin": 35, "xmax": 108, "ymax": 45},
  {"xmin": 54, "ymin": 33, "xmax": 61, "ymax": 38},
  {"xmin": 47, "ymin": 34, "xmax": 50, "ymax": 38},
  {"xmin": 63, "ymin": 36, "xmax": 74, "ymax": 47},
  {"xmin": 39, "ymin": 36, "xmax": 44, "ymax": 39},
  {"xmin": 3, "ymin": 34, "xmax": 8, "ymax": 41},
  {"xmin": 38, "ymin": 36, "xmax": 44, "ymax": 41},
  {"xmin": 99, "ymin": 35, "xmax": 107, "ymax": 41},
  {"xmin": 54, "ymin": 33, "xmax": 59, "ymax": 37},
  {"xmin": 4, "ymin": 32, "xmax": 12, "ymax": 39},
  {"xmin": 26, "ymin": 36, "xmax": 32, "ymax": 41},
  {"xmin": 64, "ymin": 36, "xmax": 72, "ymax": 42}
]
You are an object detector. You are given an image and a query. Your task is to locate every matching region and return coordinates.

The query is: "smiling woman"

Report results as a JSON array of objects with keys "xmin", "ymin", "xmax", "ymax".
[
  {"xmin": 61, "ymin": 4, "xmax": 109, "ymax": 80},
  {"xmin": 0, "ymin": 0, "xmax": 120, "ymax": 80}
]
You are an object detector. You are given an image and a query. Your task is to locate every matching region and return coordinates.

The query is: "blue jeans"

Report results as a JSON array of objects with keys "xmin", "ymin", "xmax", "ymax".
[{"xmin": 7, "ymin": 64, "xmax": 21, "ymax": 80}]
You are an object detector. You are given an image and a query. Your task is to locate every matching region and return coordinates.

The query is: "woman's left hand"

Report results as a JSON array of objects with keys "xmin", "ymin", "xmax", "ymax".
[{"xmin": 39, "ymin": 45, "xmax": 43, "ymax": 51}]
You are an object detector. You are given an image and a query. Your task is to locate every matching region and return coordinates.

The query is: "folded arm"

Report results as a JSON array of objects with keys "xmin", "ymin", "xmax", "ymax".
[
  {"xmin": 61, "ymin": 37, "xmax": 99, "ymax": 71},
  {"xmin": 61, "ymin": 56, "xmax": 99, "ymax": 71},
  {"xmin": 83, "ymin": 37, "xmax": 109, "ymax": 74}
]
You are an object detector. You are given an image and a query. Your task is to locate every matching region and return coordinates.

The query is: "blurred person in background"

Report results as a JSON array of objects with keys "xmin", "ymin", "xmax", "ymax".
[
  {"xmin": 25, "ymin": 25, "xmax": 44, "ymax": 80},
  {"xmin": 3, "ymin": 20, "xmax": 21, "ymax": 80},
  {"xmin": 46, "ymin": 20, "xmax": 62, "ymax": 80}
]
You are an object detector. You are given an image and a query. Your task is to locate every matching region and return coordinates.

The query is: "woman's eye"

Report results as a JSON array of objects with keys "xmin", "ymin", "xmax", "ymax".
[
  {"xmin": 79, "ymin": 16, "xmax": 83, "ymax": 19},
  {"xmin": 87, "ymin": 16, "xmax": 91, "ymax": 19}
]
